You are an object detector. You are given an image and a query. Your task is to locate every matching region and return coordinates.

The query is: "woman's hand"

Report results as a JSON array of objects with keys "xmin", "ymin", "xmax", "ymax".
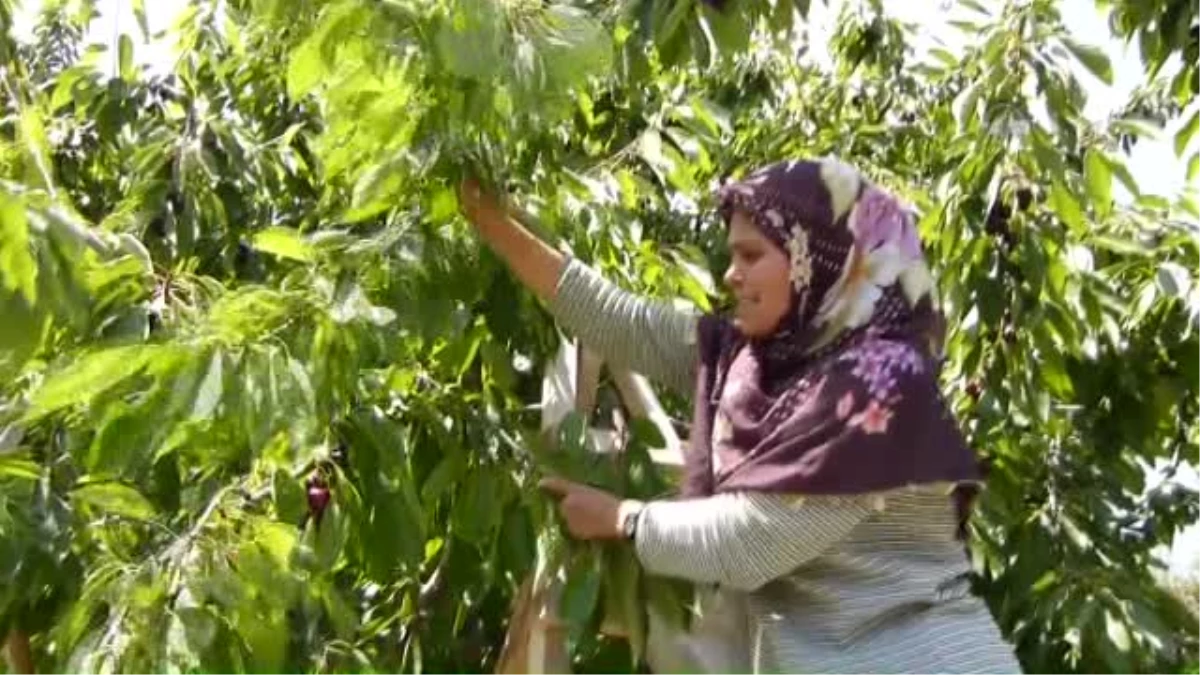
[
  {"xmin": 540, "ymin": 476, "xmax": 633, "ymax": 541},
  {"xmin": 454, "ymin": 177, "xmax": 565, "ymax": 301},
  {"xmin": 458, "ymin": 177, "xmax": 506, "ymax": 225}
]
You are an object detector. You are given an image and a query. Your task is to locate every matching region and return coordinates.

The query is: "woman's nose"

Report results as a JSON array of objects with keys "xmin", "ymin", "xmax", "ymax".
[{"xmin": 723, "ymin": 264, "xmax": 741, "ymax": 290}]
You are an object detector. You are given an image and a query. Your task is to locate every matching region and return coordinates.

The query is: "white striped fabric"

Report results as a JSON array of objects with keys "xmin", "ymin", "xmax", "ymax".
[
  {"xmin": 635, "ymin": 493, "xmax": 871, "ymax": 592},
  {"xmin": 553, "ymin": 259, "xmax": 700, "ymax": 397},
  {"xmin": 549, "ymin": 259, "xmax": 1023, "ymax": 674}
]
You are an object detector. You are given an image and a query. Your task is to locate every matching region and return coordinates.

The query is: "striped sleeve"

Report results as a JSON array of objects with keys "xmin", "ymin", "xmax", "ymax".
[
  {"xmin": 550, "ymin": 258, "xmax": 700, "ymax": 397},
  {"xmin": 634, "ymin": 493, "xmax": 871, "ymax": 592}
]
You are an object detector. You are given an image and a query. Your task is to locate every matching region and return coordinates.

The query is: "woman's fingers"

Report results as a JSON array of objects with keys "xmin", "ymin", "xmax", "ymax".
[
  {"xmin": 538, "ymin": 477, "xmax": 624, "ymax": 540},
  {"xmin": 459, "ymin": 177, "xmax": 500, "ymax": 218},
  {"xmin": 539, "ymin": 477, "xmax": 583, "ymax": 536},
  {"xmin": 538, "ymin": 476, "xmax": 577, "ymax": 497},
  {"xmin": 460, "ymin": 176, "xmax": 480, "ymax": 197},
  {"xmin": 458, "ymin": 178, "xmax": 482, "ymax": 214}
]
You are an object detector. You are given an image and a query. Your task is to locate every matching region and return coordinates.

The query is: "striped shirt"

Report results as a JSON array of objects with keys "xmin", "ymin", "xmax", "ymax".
[{"xmin": 551, "ymin": 259, "xmax": 1023, "ymax": 674}]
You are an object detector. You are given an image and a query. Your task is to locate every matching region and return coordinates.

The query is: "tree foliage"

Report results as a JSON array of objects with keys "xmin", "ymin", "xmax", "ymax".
[
  {"xmin": 1099, "ymin": 0, "xmax": 1200, "ymax": 184},
  {"xmin": 0, "ymin": 0, "xmax": 1196, "ymax": 673}
]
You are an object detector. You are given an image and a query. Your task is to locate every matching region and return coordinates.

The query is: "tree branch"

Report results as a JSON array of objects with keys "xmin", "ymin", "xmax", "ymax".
[{"xmin": 4, "ymin": 630, "xmax": 34, "ymax": 674}]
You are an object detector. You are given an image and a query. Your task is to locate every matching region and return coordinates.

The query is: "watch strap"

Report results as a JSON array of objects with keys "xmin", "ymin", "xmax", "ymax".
[{"xmin": 618, "ymin": 501, "xmax": 645, "ymax": 541}]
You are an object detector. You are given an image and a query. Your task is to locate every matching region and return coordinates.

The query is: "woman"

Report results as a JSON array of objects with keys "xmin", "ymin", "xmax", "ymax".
[{"xmin": 460, "ymin": 157, "xmax": 1022, "ymax": 674}]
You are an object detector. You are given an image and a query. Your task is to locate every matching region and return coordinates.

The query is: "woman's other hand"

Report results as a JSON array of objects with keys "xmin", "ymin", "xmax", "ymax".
[{"xmin": 539, "ymin": 476, "xmax": 634, "ymax": 541}]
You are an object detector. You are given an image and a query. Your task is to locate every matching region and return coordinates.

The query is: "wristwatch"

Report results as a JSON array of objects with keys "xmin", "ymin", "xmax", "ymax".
[{"xmin": 619, "ymin": 501, "xmax": 644, "ymax": 541}]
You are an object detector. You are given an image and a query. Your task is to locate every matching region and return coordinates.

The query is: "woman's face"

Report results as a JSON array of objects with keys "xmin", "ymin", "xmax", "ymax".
[{"xmin": 723, "ymin": 209, "xmax": 792, "ymax": 338}]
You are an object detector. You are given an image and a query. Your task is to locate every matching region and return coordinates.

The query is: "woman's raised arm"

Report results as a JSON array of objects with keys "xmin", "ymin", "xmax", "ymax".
[
  {"xmin": 459, "ymin": 179, "xmax": 699, "ymax": 397},
  {"xmin": 459, "ymin": 178, "xmax": 566, "ymax": 302}
]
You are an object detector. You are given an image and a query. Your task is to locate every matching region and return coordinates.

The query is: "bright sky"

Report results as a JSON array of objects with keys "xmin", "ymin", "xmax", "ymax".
[{"xmin": 11, "ymin": 0, "xmax": 1198, "ymax": 574}]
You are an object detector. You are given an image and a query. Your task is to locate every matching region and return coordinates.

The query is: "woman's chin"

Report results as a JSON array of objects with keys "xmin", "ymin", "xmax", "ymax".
[{"xmin": 732, "ymin": 316, "xmax": 769, "ymax": 339}]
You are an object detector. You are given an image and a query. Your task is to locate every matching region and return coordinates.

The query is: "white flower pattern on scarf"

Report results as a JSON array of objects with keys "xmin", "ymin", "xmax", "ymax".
[
  {"xmin": 786, "ymin": 223, "xmax": 813, "ymax": 292},
  {"xmin": 813, "ymin": 184, "xmax": 935, "ymax": 349},
  {"xmin": 819, "ymin": 157, "xmax": 861, "ymax": 221}
]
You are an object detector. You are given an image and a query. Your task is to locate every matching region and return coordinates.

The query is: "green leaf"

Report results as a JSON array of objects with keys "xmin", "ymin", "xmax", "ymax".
[
  {"xmin": 321, "ymin": 583, "xmax": 359, "ymax": 640},
  {"xmin": 671, "ymin": 249, "xmax": 717, "ymax": 306},
  {"xmin": 435, "ymin": 0, "xmax": 506, "ymax": 82},
  {"xmin": 928, "ymin": 48, "xmax": 959, "ymax": 68},
  {"xmin": 638, "ymin": 128, "xmax": 673, "ymax": 178},
  {"xmin": 1105, "ymin": 610, "xmax": 1132, "ymax": 652},
  {"xmin": 251, "ymin": 517, "xmax": 298, "ymax": 568},
  {"xmin": 1028, "ymin": 127, "xmax": 1067, "ymax": 175},
  {"xmin": 1174, "ymin": 110, "xmax": 1198, "ymax": 158},
  {"xmin": 1157, "ymin": 262, "xmax": 1191, "ymax": 298},
  {"xmin": 450, "ymin": 468, "xmax": 502, "ymax": 545},
  {"xmin": 118, "ymin": 34, "xmax": 134, "ymax": 81},
  {"xmin": 49, "ymin": 65, "xmax": 86, "ymax": 111},
  {"xmin": 0, "ymin": 195, "xmax": 36, "ymax": 303},
  {"xmin": 16, "ymin": 106, "xmax": 54, "ymax": 190},
  {"xmin": 1103, "ymin": 153, "xmax": 1141, "ymax": 197},
  {"xmin": 72, "ymin": 481, "xmax": 157, "ymax": 520},
  {"xmin": 273, "ymin": 469, "xmax": 306, "ymax": 525},
  {"xmin": 330, "ymin": 282, "xmax": 397, "ymax": 326},
  {"xmin": 1137, "ymin": 194, "xmax": 1171, "ymax": 211},
  {"xmin": 251, "ymin": 227, "xmax": 314, "ymax": 262},
  {"xmin": 27, "ymin": 345, "xmax": 160, "ymax": 420},
  {"xmin": 953, "ymin": 82, "xmax": 982, "ymax": 129},
  {"xmin": 132, "ymin": 0, "xmax": 150, "ymax": 41},
  {"xmin": 1061, "ymin": 36, "xmax": 1112, "ymax": 85},
  {"xmin": 308, "ymin": 502, "xmax": 346, "ymax": 572},
  {"xmin": 429, "ymin": 186, "xmax": 458, "ymax": 221},
  {"xmin": 499, "ymin": 507, "xmax": 534, "ymax": 574},
  {"xmin": 344, "ymin": 152, "xmax": 410, "ymax": 223},
  {"xmin": 1048, "ymin": 180, "xmax": 1086, "ymax": 232},
  {"xmin": 0, "ymin": 456, "xmax": 39, "ymax": 480},
  {"xmin": 535, "ymin": 518, "xmax": 569, "ymax": 584},
  {"xmin": 1037, "ymin": 340, "xmax": 1074, "ymax": 398},
  {"xmin": 653, "ymin": 0, "xmax": 694, "ymax": 57},
  {"xmin": 536, "ymin": 4, "xmax": 613, "ymax": 88},
  {"xmin": 167, "ymin": 607, "xmax": 213, "ymax": 665},
  {"xmin": 1177, "ymin": 193, "xmax": 1199, "ymax": 220},
  {"xmin": 286, "ymin": 33, "xmax": 327, "ymax": 99},
  {"xmin": 1030, "ymin": 570, "xmax": 1058, "ymax": 593},
  {"xmin": 1188, "ymin": 153, "xmax": 1199, "ymax": 183},
  {"xmin": 560, "ymin": 547, "xmax": 602, "ymax": 642},
  {"xmin": 1083, "ymin": 149, "xmax": 1112, "ymax": 218},
  {"xmin": 607, "ymin": 544, "xmax": 646, "ymax": 664},
  {"xmin": 1110, "ymin": 117, "xmax": 1162, "ymax": 141},
  {"xmin": 556, "ymin": 411, "xmax": 591, "ymax": 457},
  {"xmin": 958, "ymin": 0, "xmax": 991, "ymax": 16},
  {"xmin": 698, "ymin": 1, "xmax": 751, "ymax": 56},
  {"xmin": 628, "ymin": 417, "xmax": 666, "ymax": 450},
  {"xmin": 421, "ymin": 452, "xmax": 467, "ymax": 505},
  {"xmin": 238, "ymin": 607, "xmax": 288, "ymax": 673},
  {"xmin": 192, "ymin": 350, "xmax": 224, "ymax": 420}
]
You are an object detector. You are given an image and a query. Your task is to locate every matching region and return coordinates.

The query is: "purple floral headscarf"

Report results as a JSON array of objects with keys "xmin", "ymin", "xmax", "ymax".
[{"xmin": 683, "ymin": 158, "xmax": 982, "ymax": 534}]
